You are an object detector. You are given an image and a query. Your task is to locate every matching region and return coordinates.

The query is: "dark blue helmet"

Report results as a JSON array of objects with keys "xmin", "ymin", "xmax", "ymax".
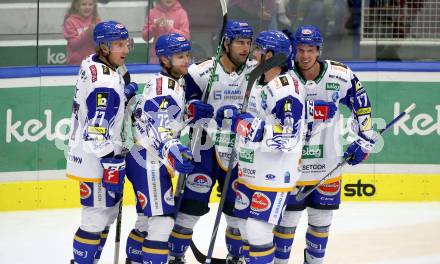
[
  {"xmin": 155, "ymin": 33, "xmax": 191, "ymax": 57},
  {"xmin": 93, "ymin": 20, "xmax": 129, "ymax": 46},
  {"xmin": 224, "ymin": 20, "xmax": 253, "ymax": 43},
  {"xmin": 255, "ymin": 30, "xmax": 291, "ymax": 57},
  {"xmin": 294, "ymin": 25, "xmax": 323, "ymax": 47}
]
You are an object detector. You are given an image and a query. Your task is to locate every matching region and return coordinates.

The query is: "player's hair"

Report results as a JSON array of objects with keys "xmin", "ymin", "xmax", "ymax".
[{"xmin": 64, "ymin": 0, "xmax": 99, "ymax": 22}]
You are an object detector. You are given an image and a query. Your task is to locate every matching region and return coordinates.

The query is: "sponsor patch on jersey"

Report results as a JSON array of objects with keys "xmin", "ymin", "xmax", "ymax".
[
  {"xmin": 186, "ymin": 173, "xmax": 212, "ymax": 193},
  {"xmin": 326, "ymin": 82, "xmax": 340, "ymax": 91},
  {"xmin": 80, "ymin": 182, "xmax": 91, "ymax": 199},
  {"xmin": 279, "ymin": 76, "xmax": 289, "ymax": 86},
  {"xmin": 96, "ymin": 92, "xmax": 109, "ymax": 108},
  {"xmin": 87, "ymin": 126, "xmax": 107, "ymax": 135},
  {"xmin": 355, "ymin": 79, "xmax": 364, "ymax": 92},
  {"xmin": 302, "ymin": 145, "xmax": 324, "ymax": 159},
  {"xmin": 235, "ymin": 190, "xmax": 250, "ymax": 210},
  {"xmin": 156, "ymin": 77, "xmax": 163, "ymax": 95},
  {"xmin": 136, "ymin": 191, "xmax": 148, "ymax": 210},
  {"xmin": 265, "ymin": 174, "xmax": 276, "ymax": 181},
  {"xmin": 212, "ymin": 74, "xmax": 219, "ymax": 82},
  {"xmin": 164, "ymin": 187, "xmax": 175, "ymax": 206},
  {"xmin": 356, "ymin": 107, "xmax": 371, "ymax": 115},
  {"xmin": 293, "ymin": 78, "xmax": 299, "ymax": 94},
  {"xmin": 102, "ymin": 65, "xmax": 110, "ymax": 75},
  {"xmin": 332, "ymin": 91, "xmax": 339, "ymax": 102},
  {"xmin": 313, "ymin": 105, "xmax": 329, "ymax": 120},
  {"xmin": 358, "ymin": 114, "xmax": 372, "ymax": 131},
  {"xmin": 168, "ymin": 79, "xmax": 176, "ymax": 90},
  {"xmin": 90, "ymin": 65, "xmax": 97, "ymax": 83},
  {"xmin": 250, "ymin": 192, "xmax": 271, "ymax": 212},
  {"xmin": 317, "ymin": 180, "xmax": 341, "ymax": 196},
  {"xmin": 239, "ymin": 148, "xmax": 254, "ymax": 163}
]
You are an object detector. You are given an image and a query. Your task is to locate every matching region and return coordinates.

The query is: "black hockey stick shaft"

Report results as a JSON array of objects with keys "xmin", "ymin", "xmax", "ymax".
[
  {"xmin": 203, "ymin": 53, "xmax": 287, "ymax": 264},
  {"xmin": 174, "ymin": 0, "xmax": 228, "ymax": 214},
  {"xmin": 113, "ymin": 194, "xmax": 123, "ymax": 264},
  {"xmin": 295, "ymin": 103, "xmax": 416, "ymax": 202}
]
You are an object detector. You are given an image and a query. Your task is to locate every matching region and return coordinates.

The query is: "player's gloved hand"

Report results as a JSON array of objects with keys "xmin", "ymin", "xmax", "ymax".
[
  {"xmin": 124, "ymin": 82, "xmax": 138, "ymax": 101},
  {"xmin": 100, "ymin": 155, "xmax": 126, "ymax": 193},
  {"xmin": 307, "ymin": 100, "xmax": 337, "ymax": 121},
  {"xmin": 343, "ymin": 135, "xmax": 375, "ymax": 165},
  {"xmin": 186, "ymin": 99, "xmax": 214, "ymax": 124},
  {"xmin": 232, "ymin": 112, "xmax": 265, "ymax": 142},
  {"xmin": 160, "ymin": 139, "xmax": 194, "ymax": 174},
  {"xmin": 215, "ymin": 105, "xmax": 239, "ymax": 128}
]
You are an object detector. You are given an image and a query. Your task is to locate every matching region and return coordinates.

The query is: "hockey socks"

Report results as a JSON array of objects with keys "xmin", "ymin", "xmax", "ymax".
[
  {"xmin": 249, "ymin": 244, "xmax": 275, "ymax": 264},
  {"xmin": 142, "ymin": 239, "xmax": 168, "ymax": 264},
  {"xmin": 225, "ymin": 226, "xmax": 243, "ymax": 259},
  {"xmin": 126, "ymin": 229, "xmax": 147, "ymax": 263},
  {"xmin": 168, "ymin": 225, "xmax": 193, "ymax": 258},
  {"xmin": 93, "ymin": 226, "xmax": 109, "ymax": 260},
  {"xmin": 73, "ymin": 228, "xmax": 100, "ymax": 264},
  {"xmin": 273, "ymin": 226, "xmax": 296, "ymax": 264},
  {"xmin": 304, "ymin": 225, "xmax": 330, "ymax": 264},
  {"xmin": 242, "ymin": 243, "xmax": 250, "ymax": 263}
]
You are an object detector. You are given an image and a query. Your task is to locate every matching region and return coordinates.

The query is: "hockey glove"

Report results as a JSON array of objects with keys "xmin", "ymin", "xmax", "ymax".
[
  {"xmin": 124, "ymin": 82, "xmax": 138, "ymax": 101},
  {"xmin": 186, "ymin": 99, "xmax": 214, "ymax": 124},
  {"xmin": 306, "ymin": 100, "xmax": 337, "ymax": 121},
  {"xmin": 160, "ymin": 139, "xmax": 194, "ymax": 174},
  {"xmin": 343, "ymin": 135, "xmax": 375, "ymax": 165},
  {"xmin": 215, "ymin": 105, "xmax": 239, "ymax": 128},
  {"xmin": 100, "ymin": 155, "xmax": 126, "ymax": 193},
  {"xmin": 232, "ymin": 112, "xmax": 265, "ymax": 142}
]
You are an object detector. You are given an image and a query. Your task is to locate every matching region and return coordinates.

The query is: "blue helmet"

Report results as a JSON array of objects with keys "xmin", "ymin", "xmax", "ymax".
[
  {"xmin": 224, "ymin": 20, "xmax": 253, "ymax": 43},
  {"xmin": 155, "ymin": 33, "xmax": 191, "ymax": 57},
  {"xmin": 93, "ymin": 20, "xmax": 129, "ymax": 45},
  {"xmin": 294, "ymin": 25, "xmax": 323, "ymax": 47},
  {"xmin": 255, "ymin": 30, "xmax": 291, "ymax": 57}
]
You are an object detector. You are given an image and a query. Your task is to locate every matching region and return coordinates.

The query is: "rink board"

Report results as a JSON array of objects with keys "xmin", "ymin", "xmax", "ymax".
[{"xmin": 0, "ymin": 62, "xmax": 439, "ymax": 211}]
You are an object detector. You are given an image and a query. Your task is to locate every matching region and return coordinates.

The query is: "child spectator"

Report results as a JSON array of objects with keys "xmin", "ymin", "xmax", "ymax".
[
  {"xmin": 142, "ymin": 0, "xmax": 190, "ymax": 63},
  {"xmin": 63, "ymin": 0, "xmax": 100, "ymax": 65}
]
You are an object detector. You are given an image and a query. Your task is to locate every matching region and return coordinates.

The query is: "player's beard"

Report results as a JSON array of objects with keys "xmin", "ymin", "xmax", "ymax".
[{"xmin": 228, "ymin": 51, "xmax": 247, "ymax": 68}]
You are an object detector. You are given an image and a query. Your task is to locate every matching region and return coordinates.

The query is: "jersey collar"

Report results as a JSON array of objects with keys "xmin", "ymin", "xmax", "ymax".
[{"xmin": 293, "ymin": 60, "xmax": 328, "ymax": 85}]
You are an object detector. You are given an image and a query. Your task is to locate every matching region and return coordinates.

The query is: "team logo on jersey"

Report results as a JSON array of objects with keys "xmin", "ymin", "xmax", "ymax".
[
  {"xmin": 214, "ymin": 90, "xmax": 222, "ymax": 100},
  {"xmin": 317, "ymin": 180, "xmax": 341, "ymax": 196},
  {"xmin": 326, "ymin": 82, "xmax": 340, "ymax": 91},
  {"xmin": 136, "ymin": 191, "xmax": 148, "ymax": 210},
  {"xmin": 159, "ymin": 98, "xmax": 170, "ymax": 110},
  {"xmin": 80, "ymin": 182, "xmax": 91, "ymax": 199},
  {"xmin": 358, "ymin": 114, "xmax": 372, "ymax": 131},
  {"xmin": 186, "ymin": 174, "xmax": 212, "ymax": 193},
  {"xmin": 239, "ymin": 148, "xmax": 254, "ymax": 163},
  {"xmin": 302, "ymin": 145, "xmax": 324, "ymax": 159},
  {"xmin": 279, "ymin": 76, "xmax": 289, "ymax": 86},
  {"xmin": 250, "ymin": 192, "xmax": 271, "ymax": 212},
  {"xmin": 90, "ymin": 65, "xmax": 98, "ymax": 83},
  {"xmin": 102, "ymin": 65, "xmax": 110, "ymax": 75},
  {"xmin": 168, "ymin": 79, "xmax": 176, "ymax": 90},
  {"xmin": 235, "ymin": 190, "xmax": 250, "ymax": 210}
]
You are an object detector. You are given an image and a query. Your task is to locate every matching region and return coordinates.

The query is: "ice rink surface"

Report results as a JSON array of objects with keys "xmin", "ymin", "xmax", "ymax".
[{"xmin": 1, "ymin": 202, "xmax": 440, "ymax": 264}]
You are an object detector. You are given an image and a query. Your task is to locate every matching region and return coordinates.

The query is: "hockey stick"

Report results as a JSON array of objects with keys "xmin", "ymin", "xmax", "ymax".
[
  {"xmin": 295, "ymin": 103, "xmax": 417, "ymax": 202},
  {"xmin": 193, "ymin": 53, "xmax": 288, "ymax": 264}
]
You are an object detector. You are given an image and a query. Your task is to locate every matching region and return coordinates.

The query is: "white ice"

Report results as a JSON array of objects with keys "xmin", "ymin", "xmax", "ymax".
[{"xmin": 1, "ymin": 202, "xmax": 440, "ymax": 264}]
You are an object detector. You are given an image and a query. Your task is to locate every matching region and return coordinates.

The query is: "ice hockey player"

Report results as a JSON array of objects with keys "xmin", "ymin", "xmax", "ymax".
[
  {"xmin": 167, "ymin": 20, "xmax": 256, "ymax": 264},
  {"xmin": 273, "ymin": 25, "xmax": 375, "ymax": 264},
  {"xmin": 65, "ymin": 20, "xmax": 138, "ymax": 264},
  {"xmin": 230, "ymin": 29, "xmax": 305, "ymax": 264},
  {"xmin": 124, "ymin": 33, "xmax": 215, "ymax": 264}
]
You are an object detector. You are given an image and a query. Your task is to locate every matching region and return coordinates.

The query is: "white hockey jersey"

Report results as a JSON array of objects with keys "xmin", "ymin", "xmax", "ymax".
[
  {"xmin": 237, "ymin": 72, "xmax": 306, "ymax": 192},
  {"xmin": 185, "ymin": 58, "xmax": 257, "ymax": 169},
  {"xmin": 66, "ymin": 54, "xmax": 127, "ymax": 182},
  {"xmin": 290, "ymin": 60, "xmax": 373, "ymax": 185},
  {"xmin": 132, "ymin": 72, "xmax": 186, "ymax": 164}
]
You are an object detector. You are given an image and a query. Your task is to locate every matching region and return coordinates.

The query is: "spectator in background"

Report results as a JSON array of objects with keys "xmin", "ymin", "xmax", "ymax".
[
  {"xmin": 229, "ymin": 0, "xmax": 276, "ymax": 33},
  {"xmin": 142, "ymin": 0, "xmax": 190, "ymax": 63},
  {"xmin": 63, "ymin": 0, "xmax": 100, "ymax": 65}
]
